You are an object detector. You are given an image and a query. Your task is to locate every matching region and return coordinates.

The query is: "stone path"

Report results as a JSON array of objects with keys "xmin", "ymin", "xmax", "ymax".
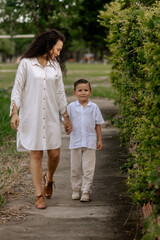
[{"xmin": 0, "ymin": 98, "xmax": 143, "ymax": 240}]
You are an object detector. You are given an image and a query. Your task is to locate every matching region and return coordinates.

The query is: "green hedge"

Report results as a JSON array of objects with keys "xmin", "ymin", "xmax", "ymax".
[{"xmin": 99, "ymin": 1, "xmax": 160, "ymax": 239}]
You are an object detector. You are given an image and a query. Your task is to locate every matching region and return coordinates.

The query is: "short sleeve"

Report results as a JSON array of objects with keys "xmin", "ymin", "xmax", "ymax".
[{"xmin": 95, "ymin": 105, "xmax": 105, "ymax": 125}]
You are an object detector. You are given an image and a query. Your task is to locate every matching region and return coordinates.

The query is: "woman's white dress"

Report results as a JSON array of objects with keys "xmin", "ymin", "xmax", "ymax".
[{"xmin": 10, "ymin": 58, "xmax": 67, "ymax": 152}]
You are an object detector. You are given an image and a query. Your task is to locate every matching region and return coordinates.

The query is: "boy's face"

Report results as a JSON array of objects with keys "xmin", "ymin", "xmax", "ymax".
[{"xmin": 73, "ymin": 83, "xmax": 92, "ymax": 103}]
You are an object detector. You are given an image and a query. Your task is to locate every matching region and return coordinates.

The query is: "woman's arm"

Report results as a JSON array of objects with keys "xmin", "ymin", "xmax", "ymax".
[
  {"xmin": 55, "ymin": 64, "xmax": 68, "ymax": 114},
  {"xmin": 55, "ymin": 64, "xmax": 72, "ymax": 134},
  {"xmin": 10, "ymin": 59, "xmax": 27, "ymax": 131},
  {"xmin": 10, "ymin": 59, "xmax": 27, "ymax": 116},
  {"xmin": 96, "ymin": 124, "xmax": 103, "ymax": 151},
  {"xmin": 62, "ymin": 109, "xmax": 72, "ymax": 135}
]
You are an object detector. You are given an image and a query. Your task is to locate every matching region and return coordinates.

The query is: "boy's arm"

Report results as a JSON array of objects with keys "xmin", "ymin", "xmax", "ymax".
[{"xmin": 96, "ymin": 124, "xmax": 103, "ymax": 151}]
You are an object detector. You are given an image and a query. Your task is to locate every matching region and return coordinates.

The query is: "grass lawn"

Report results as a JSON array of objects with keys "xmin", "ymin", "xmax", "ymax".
[
  {"xmin": 0, "ymin": 62, "xmax": 115, "ymax": 99},
  {"xmin": 0, "ymin": 72, "xmax": 16, "ymax": 89},
  {"xmin": 65, "ymin": 62, "xmax": 111, "ymax": 84},
  {"xmin": 0, "ymin": 63, "xmax": 18, "ymax": 70}
]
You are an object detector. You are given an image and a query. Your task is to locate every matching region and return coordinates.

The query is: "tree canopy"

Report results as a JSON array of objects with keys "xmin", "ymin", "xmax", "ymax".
[{"xmin": 0, "ymin": 0, "xmax": 112, "ymax": 60}]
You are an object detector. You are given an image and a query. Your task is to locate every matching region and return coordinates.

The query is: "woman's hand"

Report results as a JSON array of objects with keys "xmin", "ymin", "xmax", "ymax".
[
  {"xmin": 63, "ymin": 118, "xmax": 72, "ymax": 135},
  {"xmin": 11, "ymin": 114, "xmax": 19, "ymax": 131}
]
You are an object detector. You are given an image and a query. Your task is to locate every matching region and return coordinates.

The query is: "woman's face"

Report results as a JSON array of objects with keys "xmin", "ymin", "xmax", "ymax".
[{"xmin": 50, "ymin": 40, "xmax": 63, "ymax": 60}]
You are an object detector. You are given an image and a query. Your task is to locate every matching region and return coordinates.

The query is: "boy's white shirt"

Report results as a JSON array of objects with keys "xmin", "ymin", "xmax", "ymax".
[{"xmin": 67, "ymin": 100, "xmax": 104, "ymax": 150}]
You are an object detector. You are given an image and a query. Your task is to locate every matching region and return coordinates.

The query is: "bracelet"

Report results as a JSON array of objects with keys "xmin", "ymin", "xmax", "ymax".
[
  {"xmin": 63, "ymin": 114, "xmax": 69, "ymax": 118},
  {"xmin": 12, "ymin": 113, "xmax": 18, "ymax": 116}
]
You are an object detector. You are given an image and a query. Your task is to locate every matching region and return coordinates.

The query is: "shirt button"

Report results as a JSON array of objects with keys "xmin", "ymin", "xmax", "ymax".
[
  {"xmin": 43, "ymin": 88, "xmax": 45, "ymax": 90},
  {"xmin": 43, "ymin": 98, "xmax": 45, "ymax": 100},
  {"xmin": 43, "ymin": 108, "xmax": 45, "ymax": 110}
]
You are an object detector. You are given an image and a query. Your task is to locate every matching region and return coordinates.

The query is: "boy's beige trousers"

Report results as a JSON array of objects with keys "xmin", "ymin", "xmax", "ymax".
[{"xmin": 70, "ymin": 147, "xmax": 96, "ymax": 193}]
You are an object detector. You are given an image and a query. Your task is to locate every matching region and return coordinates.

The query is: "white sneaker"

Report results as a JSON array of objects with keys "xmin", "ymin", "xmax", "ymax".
[
  {"xmin": 72, "ymin": 190, "xmax": 80, "ymax": 200},
  {"xmin": 80, "ymin": 192, "xmax": 90, "ymax": 202}
]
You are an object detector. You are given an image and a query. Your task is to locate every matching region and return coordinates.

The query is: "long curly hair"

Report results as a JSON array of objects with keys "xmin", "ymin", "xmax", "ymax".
[{"xmin": 21, "ymin": 29, "xmax": 66, "ymax": 74}]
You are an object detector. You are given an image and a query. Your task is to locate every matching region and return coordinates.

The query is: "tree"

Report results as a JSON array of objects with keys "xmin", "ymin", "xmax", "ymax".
[
  {"xmin": 78, "ymin": 0, "xmax": 112, "ymax": 61},
  {"xmin": 0, "ymin": 0, "xmax": 82, "ymax": 34},
  {"xmin": 0, "ymin": 0, "xmax": 84, "ymax": 58},
  {"xmin": 0, "ymin": 0, "xmax": 115, "ymax": 61}
]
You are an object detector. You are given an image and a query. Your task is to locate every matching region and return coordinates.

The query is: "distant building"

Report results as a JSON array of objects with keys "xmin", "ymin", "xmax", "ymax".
[{"xmin": 83, "ymin": 53, "xmax": 94, "ymax": 63}]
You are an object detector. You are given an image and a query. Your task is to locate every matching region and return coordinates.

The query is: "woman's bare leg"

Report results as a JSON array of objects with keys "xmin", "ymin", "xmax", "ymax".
[
  {"xmin": 30, "ymin": 150, "xmax": 43, "ymax": 196},
  {"xmin": 46, "ymin": 148, "xmax": 60, "ymax": 181},
  {"xmin": 43, "ymin": 149, "xmax": 60, "ymax": 198}
]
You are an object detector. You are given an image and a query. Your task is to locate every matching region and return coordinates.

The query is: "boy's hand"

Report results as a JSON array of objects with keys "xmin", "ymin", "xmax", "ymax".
[{"xmin": 97, "ymin": 141, "xmax": 103, "ymax": 151}]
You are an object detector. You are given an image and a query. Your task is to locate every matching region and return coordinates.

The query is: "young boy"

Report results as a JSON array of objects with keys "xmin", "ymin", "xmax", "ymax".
[{"xmin": 67, "ymin": 79, "xmax": 104, "ymax": 202}]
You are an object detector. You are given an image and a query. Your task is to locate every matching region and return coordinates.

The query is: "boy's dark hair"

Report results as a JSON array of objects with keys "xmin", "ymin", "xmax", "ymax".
[{"xmin": 74, "ymin": 79, "xmax": 91, "ymax": 91}]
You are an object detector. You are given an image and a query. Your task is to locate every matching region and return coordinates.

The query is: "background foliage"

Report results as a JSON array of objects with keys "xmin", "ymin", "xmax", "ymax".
[
  {"xmin": 99, "ymin": 1, "xmax": 160, "ymax": 239},
  {"xmin": 0, "ymin": 0, "xmax": 112, "ymax": 61}
]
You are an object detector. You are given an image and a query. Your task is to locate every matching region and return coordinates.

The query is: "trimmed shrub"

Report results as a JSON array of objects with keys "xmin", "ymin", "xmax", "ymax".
[{"xmin": 99, "ymin": 1, "xmax": 160, "ymax": 239}]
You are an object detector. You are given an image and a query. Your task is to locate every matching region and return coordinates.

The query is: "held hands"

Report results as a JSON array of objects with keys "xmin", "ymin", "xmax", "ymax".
[
  {"xmin": 97, "ymin": 140, "xmax": 103, "ymax": 151},
  {"xmin": 11, "ymin": 113, "xmax": 19, "ymax": 131},
  {"xmin": 63, "ymin": 118, "xmax": 72, "ymax": 135}
]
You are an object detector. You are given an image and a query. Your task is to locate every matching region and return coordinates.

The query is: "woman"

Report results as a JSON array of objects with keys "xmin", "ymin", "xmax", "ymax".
[{"xmin": 10, "ymin": 29, "xmax": 72, "ymax": 209}]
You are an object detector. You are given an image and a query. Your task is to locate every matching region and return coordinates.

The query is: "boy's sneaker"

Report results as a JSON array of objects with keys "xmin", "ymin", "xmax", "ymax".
[
  {"xmin": 72, "ymin": 189, "xmax": 80, "ymax": 200},
  {"xmin": 80, "ymin": 192, "xmax": 90, "ymax": 202}
]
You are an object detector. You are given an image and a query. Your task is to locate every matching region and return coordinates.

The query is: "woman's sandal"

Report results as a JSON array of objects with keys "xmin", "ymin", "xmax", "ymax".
[
  {"xmin": 35, "ymin": 194, "xmax": 46, "ymax": 209},
  {"xmin": 43, "ymin": 173, "xmax": 55, "ymax": 199}
]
